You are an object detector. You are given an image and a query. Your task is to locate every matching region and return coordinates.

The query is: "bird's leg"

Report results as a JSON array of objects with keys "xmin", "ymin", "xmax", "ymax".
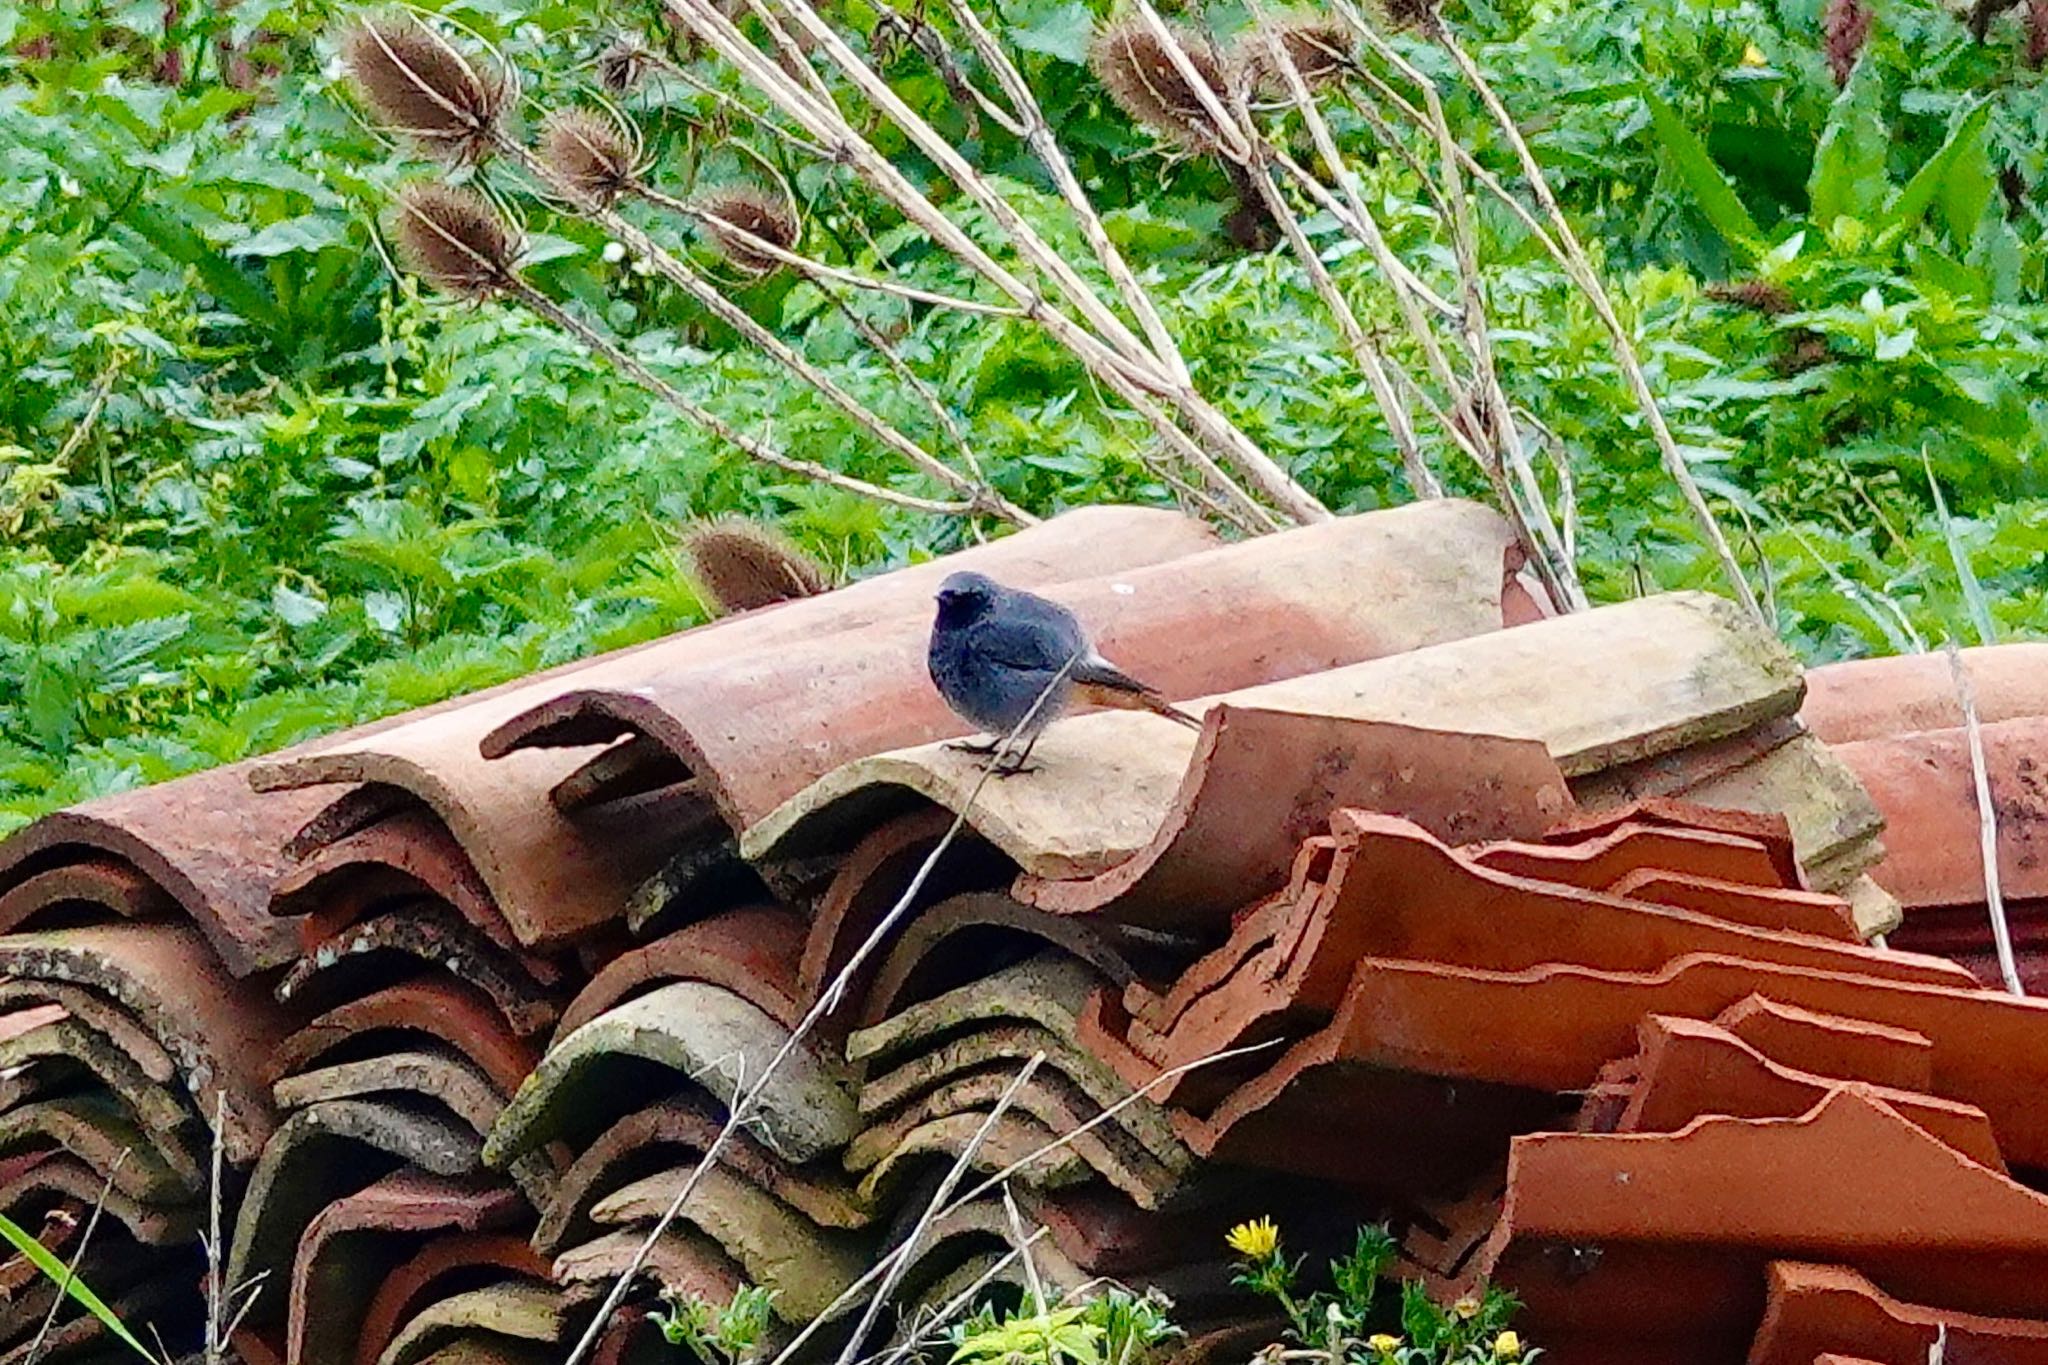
[
  {"xmin": 944, "ymin": 735, "xmax": 1003, "ymax": 756},
  {"xmin": 992, "ymin": 729, "xmax": 1043, "ymax": 777}
]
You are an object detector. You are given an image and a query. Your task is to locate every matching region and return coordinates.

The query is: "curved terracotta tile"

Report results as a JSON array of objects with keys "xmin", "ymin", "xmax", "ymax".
[
  {"xmin": 282, "ymin": 1171, "xmax": 525, "ymax": 1365},
  {"xmin": 859, "ymin": 891, "xmax": 1138, "ymax": 1029},
  {"xmin": 0, "ymin": 1149, "xmax": 195, "ymax": 1246},
  {"xmin": 552, "ymin": 1227, "xmax": 749, "ymax": 1308},
  {"xmin": 272, "ymin": 807, "xmax": 516, "ymax": 952},
  {"xmin": 534, "ymin": 1094, "xmax": 870, "ymax": 1256},
  {"xmin": 0, "ymin": 1094, "xmax": 199, "ymax": 1202},
  {"xmin": 744, "ymin": 593, "xmax": 1820, "ymax": 878},
  {"xmin": 356, "ymin": 1240, "xmax": 552, "ymax": 1365},
  {"xmin": 0, "ymin": 1015, "xmax": 197, "ymax": 1136},
  {"xmin": 0, "ymin": 923, "xmax": 291, "ymax": 1162},
  {"xmin": 268, "ymin": 979, "xmax": 539, "ymax": 1098},
  {"xmin": 277, "ymin": 905, "xmax": 560, "ymax": 1037},
  {"xmin": 854, "ymin": 1110, "xmax": 1093, "ymax": 1207},
  {"xmin": 488, "ymin": 503, "xmax": 1525, "ymax": 835},
  {"xmin": 0, "ymin": 858, "xmax": 172, "ymax": 936},
  {"xmin": 1833, "ymin": 718, "xmax": 2048, "ymax": 909},
  {"xmin": 375, "ymin": 1278, "xmax": 561, "ymax": 1364},
  {"xmin": 1751, "ymin": 1260, "xmax": 2048, "ymax": 1365},
  {"xmin": 554, "ymin": 905, "xmax": 805, "ymax": 1042},
  {"xmin": 1802, "ymin": 644, "xmax": 2048, "ymax": 745},
  {"xmin": 1012, "ymin": 714, "xmax": 1572, "ymax": 929},
  {"xmin": 484, "ymin": 982, "xmax": 857, "ymax": 1169},
  {"xmin": 249, "ymin": 508, "xmax": 1215, "ymax": 948}
]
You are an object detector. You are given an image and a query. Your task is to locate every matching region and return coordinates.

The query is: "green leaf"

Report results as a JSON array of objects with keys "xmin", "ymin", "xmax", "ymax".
[
  {"xmin": 1639, "ymin": 90, "xmax": 1761, "ymax": 256},
  {"xmin": 1006, "ymin": 0, "xmax": 1095, "ymax": 64},
  {"xmin": 1808, "ymin": 61, "xmax": 1889, "ymax": 231},
  {"xmin": 228, "ymin": 214, "xmax": 348, "ymax": 258},
  {"xmin": 1883, "ymin": 100, "xmax": 1991, "ymax": 240},
  {"xmin": 0, "ymin": 1214, "xmax": 160, "ymax": 1361}
]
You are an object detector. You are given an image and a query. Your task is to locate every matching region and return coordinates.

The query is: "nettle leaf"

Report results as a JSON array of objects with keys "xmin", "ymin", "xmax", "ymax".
[
  {"xmin": 1808, "ymin": 60, "xmax": 1889, "ymax": 231},
  {"xmin": 1007, "ymin": 0, "xmax": 1095, "ymax": 63},
  {"xmin": 228, "ymin": 214, "xmax": 349, "ymax": 259}
]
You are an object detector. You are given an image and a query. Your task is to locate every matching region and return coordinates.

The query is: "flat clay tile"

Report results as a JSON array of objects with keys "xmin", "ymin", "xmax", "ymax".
[
  {"xmin": 283, "ymin": 1170, "xmax": 525, "ymax": 1365},
  {"xmin": 276, "ymin": 905, "xmax": 559, "ymax": 1036},
  {"xmin": 534, "ymin": 1093, "xmax": 870, "ymax": 1256},
  {"xmin": 1750, "ymin": 1260, "xmax": 2048, "ymax": 1365},
  {"xmin": 250, "ymin": 507, "xmax": 1217, "ymax": 948},
  {"xmin": 1802, "ymin": 644, "xmax": 2048, "ymax": 744},
  {"xmin": 1712, "ymin": 995, "xmax": 1935, "ymax": 1093},
  {"xmin": 1465, "ymin": 822, "xmax": 1798, "ymax": 894},
  {"xmin": 0, "ymin": 763, "xmax": 336, "ymax": 975},
  {"xmin": 268, "ymin": 978, "xmax": 539, "ymax": 1097},
  {"xmin": 1481, "ymin": 1088, "xmax": 2048, "ymax": 1328},
  {"xmin": 0, "ymin": 923, "xmax": 295, "ymax": 1162},
  {"xmin": 584, "ymin": 1166, "xmax": 868, "ymax": 1321},
  {"xmin": 1603, "ymin": 869, "xmax": 1859, "ymax": 941},
  {"xmin": 484, "ymin": 981, "xmax": 858, "ymax": 1169},
  {"xmin": 743, "ymin": 593, "xmax": 1823, "ymax": 878},
  {"xmin": 1832, "ymin": 718, "xmax": 2048, "ymax": 909},
  {"xmin": 227, "ymin": 1099, "xmax": 486, "ymax": 1329},
  {"xmin": 1010, "ymin": 715, "xmax": 1573, "ymax": 930},
  {"xmin": 553, "ymin": 905, "xmax": 805, "ymax": 1042},
  {"xmin": 485, "ymin": 502, "xmax": 1530, "ymax": 836}
]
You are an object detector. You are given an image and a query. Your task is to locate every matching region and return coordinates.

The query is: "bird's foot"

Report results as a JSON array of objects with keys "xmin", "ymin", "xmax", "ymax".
[
  {"xmin": 945, "ymin": 737, "xmax": 1002, "ymax": 756},
  {"xmin": 991, "ymin": 757, "xmax": 1040, "ymax": 778}
]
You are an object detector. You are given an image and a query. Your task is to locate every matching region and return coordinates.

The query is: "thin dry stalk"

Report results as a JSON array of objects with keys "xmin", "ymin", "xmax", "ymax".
[
  {"xmin": 873, "ymin": 1228, "xmax": 1052, "ymax": 1365},
  {"xmin": 26, "ymin": 1150, "xmax": 133, "ymax": 1364},
  {"xmin": 559, "ymin": 655, "xmax": 1084, "ymax": 1365},
  {"xmin": 205, "ymin": 1093, "xmax": 226, "ymax": 1364},
  {"xmin": 1948, "ymin": 640, "xmax": 2024, "ymax": 996},
  {"xmin": 662, "ymin": 0, "xmax": 1323, "ymax": 526},
  {"xmin": 820, "ymin": 287, "xmax": 994, "ymax": 482},
  {"xmin": 831, "ymin": 1056, "xmax": 1046, "ymax": 1365},
  {"xmin": 1427, "ymin": 25, "xmax": 1763, "ymax": 621},
  {"xmin": 1000, "ymin": 1184, "xmax": 1048, "ymax": 1313}
]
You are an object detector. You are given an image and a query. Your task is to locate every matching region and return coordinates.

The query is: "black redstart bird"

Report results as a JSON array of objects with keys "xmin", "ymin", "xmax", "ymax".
[{"xmin": 928, "ymin": 571, "xmax": 1202, "ymax": 772}]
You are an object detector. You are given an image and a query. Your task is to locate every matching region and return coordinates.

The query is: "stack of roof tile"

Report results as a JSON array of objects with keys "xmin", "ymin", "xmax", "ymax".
[{"xmin": 8, "ymin": 499, "xmax": 2048, "ymax": 1365}]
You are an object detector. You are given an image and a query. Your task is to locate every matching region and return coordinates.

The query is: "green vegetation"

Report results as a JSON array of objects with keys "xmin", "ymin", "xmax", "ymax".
[{"xmin": 2, "ymin": 0, "xmax": 2044, "ymax": 834}]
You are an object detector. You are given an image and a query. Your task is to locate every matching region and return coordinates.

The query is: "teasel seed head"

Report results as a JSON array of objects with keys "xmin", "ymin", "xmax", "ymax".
[
  {"xmin": 679, "ymin": 517, "xmax": 831, "ymax": 616},
  {"xmin": 538, "ymin": 107, "xmax": 638, "ymax": 208},
  {"xmin": 694, "ymin": 187, "xmax": 799, "ymax": 273},
  {"xmin": 341, "ymin": 14, "xmax": 507, "ymax": 164},
  {"xmin": 597, "ymin": 35, "xmax": 652, "ymax": 93},
  {"xmin": 391, "ymin": 181, "xmax": 522, "ymax": 300},
  {"xmin": 1361, "ymin": 0, "xmax": 1443, "ymax": 38},
  {"xmin": 1240, "ymin": 15, "xmax": 1358, "ymax": 97},
  {"xmin": 1705, "ymin": 279, "xmax": 1796, "ymax": 315},
  {"xmin": 1088, "ymin": 16, "xmax": 1233, "ymax": 150}
]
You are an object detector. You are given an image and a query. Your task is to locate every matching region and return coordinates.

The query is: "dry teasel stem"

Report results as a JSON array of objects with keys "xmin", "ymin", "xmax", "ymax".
[
  {"xmin": 1240, "ymin": 15, "xmax": 1358, "ymax": 97},
  {"xmin": 1705, "ymin": 279, "xmax": 1796, "ymax": 315},
  {"xmin": 538, "ymin": 108, "xmax": 638, "ymax": 207},
  {"xmin": 693, "ymin": 186, "xmax": 800, "ymax": 272},
  {"xmin": 392, "ymin": 181, "xmax": 522, "ymax": 300},
  {"xmin": 341, "ymin": 13, "xmax": 506, "ymax": 163},
  {"xmin": 1088, "ymin": 17, "xmax": 1233, "ymax": 150},
  {"xmin": 679, "ymin": 517, "xmax": 831, "ymax": 615}
]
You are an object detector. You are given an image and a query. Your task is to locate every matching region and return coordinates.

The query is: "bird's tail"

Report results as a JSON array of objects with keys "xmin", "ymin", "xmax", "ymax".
[{"xmin": 1070, "ymin": 656, "xmax": 1206, "ymax": 730}]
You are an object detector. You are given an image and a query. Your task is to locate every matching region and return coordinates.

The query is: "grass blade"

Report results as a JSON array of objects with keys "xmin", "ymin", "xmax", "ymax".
[{"xmin": 0, "ymin": 1212, "xmax": 161, "ymax": 1361}]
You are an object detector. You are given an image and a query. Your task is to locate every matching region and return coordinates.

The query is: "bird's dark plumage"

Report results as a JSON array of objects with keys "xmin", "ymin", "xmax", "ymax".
[{"xmin": 928, "ymin": 572, "xmax": 1201, "ymax": 768}]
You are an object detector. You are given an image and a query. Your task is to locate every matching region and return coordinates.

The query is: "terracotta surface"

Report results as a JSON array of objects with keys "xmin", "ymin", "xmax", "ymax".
[
  {"xmin": 268, "ymin": 978, "xmax": 540, "ymax": 1097},
  {"xmin": 276, "ymin": 905, "xmax": 560, "ymax": 1036},
  {"xmin": 354, "ymin": 1236, "xmax": 552, "ymax": 1365},
  {"xmin": 271, "ymin": 807, "xmax": 513, "ymax": 948},
  {"xmin": 1802, "ymin": 644, "xmax": 2048, "ymax": 744},
  {"xmin": 1711, "ymin": 995, "xmax": 1936, "ymax": 1093},
  {"xmin": 283, "ymin": 1171, "xmax": 526, "ymax": 1365},
  {"xmin": 553, "ymin": 904, "xmax": 806, "ymax": 1040},
  {"xmin": 0, "ymin": 857, "xmax": 173, "ymax": 935},
  {"xmin": 0, "ymin": 1149, "xmax": 196, "ymax": 1245},
  {"xmin": 1604, "ymin": 869, "xmax": 1860, "ymax": 941},
  {"xmin": 1750, "ymin": 1260, "xmax": 2048, "ymax": 1365},
  {"xmin": 1012, "ymin": 713, "xmax": 1573, "ymax": 929},
  {"xmin": 1467, "ymin": 823, "xmax": 1797, "ymax": 894},
  {"xmin": 485, "ymin": 503, "xmax": 1532, "ymax": 832},
  {"xmin": 250, "ymin": 507, "xmax": 1217, "ymax": 948},
  {"xmin": 857, "ymin": 891, "xmax": 1139, "ymax": 1028},
  {"xmin": 1832, "ymin": 717, "xmax": 2048, "ymax": 908}
]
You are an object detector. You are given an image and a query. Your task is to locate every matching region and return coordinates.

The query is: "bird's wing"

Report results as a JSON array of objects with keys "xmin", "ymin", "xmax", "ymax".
[{"xmin": 967, "ymin": 602, "xmax": 1086, "ymax": 673}]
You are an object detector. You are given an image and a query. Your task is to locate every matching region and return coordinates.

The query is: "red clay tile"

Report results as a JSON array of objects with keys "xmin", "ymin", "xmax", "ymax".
[
  {"xmin": 859, "ymin": 891, "xmax": 1141, "ymax": 1028},
  {"xmin": 1010, "ymin": 714, "xmax": 1571, "ymax": 930},
  {"xmin": 552, "ymin": 1227, "xmax": 749, "ymax": 1307},
  {"xmin": 0, "ymin": 1004, "xmax": 65, "ymax": 1045},
  {"xmin": 0, "ymin": 985, "xmax": 172, "ymax": 1082},
  {"xmin": 0, "ymin": 1014, "xmax": 197, "ymax": 1135},
  {"xmin": 268, "ymin": 978, "xmax": 540, "ymax": 1097},
  {"xmin": 1481, "ymin": 1088, "xmax": 2048, "ymax": 1335},
  {"xmin": 353, "ymin": 1235, "xmax": 550, "ymax": 1365},
  {"xmin": 251, "ymin": 508, "xmax": 1217, "ymax": 948},
  {"xmin": 1751, "ymin": 1260, "xmax": 2048, "ymax": 1365},
  {"xmin": 1711, "ymin": 995, "xmax": 1935, "ymax": 1095},
  {"xmin": 0, "ymin": 1094, "xmax": 198, "ymax": 1203},
  {"xmin": 0, "ymin": 923, "xmax": 293, "ymax": 1162},
  {"xmin": 554, "ymin": 905, "xmax": 805, "ymax": 1041},
  {"xmin": 1603, "ymin": 869, "xmax": 1860, "ymax": 941},
  {"xmin": 1802, "ymin": 644, "xmax": 2048, "ymax": 745},
  {"xmin": 534, "ymin": 1093, "xmax": 870, "ymax": 1256},
  {"xmin": 1886, "ymin": 899, "xmax": 2048, "ymax": 992},
  {"xmin": 277, "ymin": 906, "xmax": 560, "ymax": 1036},
  {"xmin": 1832, "ymin": 718, "xmax": 2048, "ymax": 909},
  {"xmin": 0, "ymin": 1150, "xmax": 195, "ymax": 1246},
  {"xmin": 275, "ymin": 1049, "xmax": 512, "ymax": 1139},
  {"xmin": 272, "ymin": 807, "xmax": 518, "ymax": 952},
  {"xmin": 1467, "ymin": 823, "xmax": 1795, "ymax": 894},
  {"xmin": 375, "ymin": 1277, "xmax": 561, "ymax": 1363},
  {"xmin": 1608, "ymin": 1015, "xmax": 2004, "ymax": 1170},
  {"xmin": 283, "ymin": 1171, "xmax": 525, "ymax": 1365},
  {"xmin": 0, "ymin": 764, "xmax": 335, "ymax": 975},
  {"xmin": 484, "ymin": 504, "xmax": 1532, "ymax": 837},
  {"xmin": 0, "ymin": 858, "xmax": 172, "ymax": 935}
]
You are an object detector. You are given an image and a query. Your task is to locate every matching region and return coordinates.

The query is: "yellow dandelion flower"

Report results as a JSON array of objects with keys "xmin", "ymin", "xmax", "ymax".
[
  {"xmin": 1453, "ymin": 1296, "xmax": 1481, "ymax": 1320},
  {"xmin": 1367, "ymin": 1335, "xmax": 1401, "ymax": 1355},
  {"xmin": 1493, "ymin": 1330, "xmax": 1523, "ymax": 1360},
  {"xmin": 1225, "ymin": 1217, "xmax": 1280, "ymax": 1259},
  {"xmin": 1741, "ymin": 42, "xmax": 1767, "ymax": 64}
]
